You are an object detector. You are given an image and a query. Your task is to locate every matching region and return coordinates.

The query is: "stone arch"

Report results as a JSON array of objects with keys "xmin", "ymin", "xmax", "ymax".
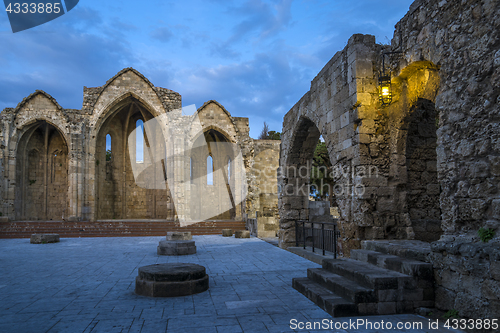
[
  {"xmin": 192, "ymin": 101, "xmax": 239, "ymax": 143},
  {"xmin": 189, "ymin": 129, "xmax": 236, "ymax": 220},
  {"xmin": 279, "ymin": 116, "xmax": 322, "ymax": 247},
  {"xmin": 12, "ymin": 90, "xmax": 70, "ymax": 124},
  {"xmin": 91, "ymin": 93, "xmax": 172, "ymax": 221},
  {"xmin": 9, "ymin": 92, "xmax": 71, "ymax": 154},
  {"xmin": 89, "ymin": 68, "xmax": 166, "ymax": 117},
  {"xmin": 14, "ymin": 121, "xmax": 69, "ymax": 220},
  {"xmin": 382, "ymin": 61, "xmax": 441, "ymax": 241}
]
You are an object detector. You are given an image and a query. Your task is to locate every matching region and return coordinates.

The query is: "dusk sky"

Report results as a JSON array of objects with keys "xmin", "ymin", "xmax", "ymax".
[{"xmin": 1, "ymin": 0, "xmax": 414, "ymax": 138}]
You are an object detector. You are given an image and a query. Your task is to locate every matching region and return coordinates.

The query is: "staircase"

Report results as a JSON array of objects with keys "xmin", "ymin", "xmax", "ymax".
[
  {"xmin": 0, "ymin": 220, "xmax": 246, "ymax": 238},
  {"xmin": 293, "ymin": 240, "xmax": 434, "ymax": 316}
]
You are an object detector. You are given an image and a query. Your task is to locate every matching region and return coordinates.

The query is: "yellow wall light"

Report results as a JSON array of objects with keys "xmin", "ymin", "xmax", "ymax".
[{"xmin": 378, "ymin": 75, "xmax": 392, "ymax": 106}]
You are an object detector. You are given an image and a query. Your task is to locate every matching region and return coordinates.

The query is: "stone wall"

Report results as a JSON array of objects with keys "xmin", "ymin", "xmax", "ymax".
[
  {"xmin": 391, "ymin": 0, "xmax": 500, "ymax": 238},
  {"xmin": 245, "ymin": 139, "xmax": 280, "ymax": 237},
  {"xmin": 430, "ymin": 240, "xmax": 500, "ymax": 318},
  {"xmin": 279, "ymin": 34, "xmax": 380, "ymax": 252},
  {"xmin": 279, "ymin": 0, "xmax": 499, "ymax": 316},
  {"xmin": 390, "ymin": 0, "xmax": 500, "ymax": 316}
]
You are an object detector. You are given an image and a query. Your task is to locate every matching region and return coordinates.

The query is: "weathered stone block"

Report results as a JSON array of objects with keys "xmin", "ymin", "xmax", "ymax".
[
  {"xmin": 166, "ymin": 232, "xmax": 192, "ymax": 241},
  {"xmin": 377, "ymin": 302, "xmax": 396, "ymax": 315},
  {"xmin": 157, "ymin": 240, "xmax": 196, "ymax": 256},
  {"xmin": 222, "ymin": 229, "xmax": 233, "ymax": 237},
  {"xmin": 235, "ymin": 230, "xmax": 250, "ymax": 238},
  {"xmin": 377, "ymin": 289, "xmax": 397, "ymax": 302},
  {"xmin": 30, "ymin": 234, "xmax": 60, "ymax": 244}
]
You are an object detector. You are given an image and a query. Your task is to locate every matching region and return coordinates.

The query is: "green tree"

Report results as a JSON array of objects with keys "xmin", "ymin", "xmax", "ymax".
[
  {"xmin": 258, "ymin": 122, "xmax": 281, "ymax": 140},
  {"xmin": 310, "ymin": 140, "xmax": 333, "ymax": 200},
  {"xmin": 267, "ymin": 130, "xmax": 281, "ymax": 140}
]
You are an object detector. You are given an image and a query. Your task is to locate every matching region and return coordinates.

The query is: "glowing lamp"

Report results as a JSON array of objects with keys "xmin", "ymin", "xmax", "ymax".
[{"xmin": 378, "ymin": 75, "xmax": 392, "ymax": 106}]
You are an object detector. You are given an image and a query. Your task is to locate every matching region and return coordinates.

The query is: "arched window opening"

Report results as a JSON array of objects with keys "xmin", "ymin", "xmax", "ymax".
[
  {"xmin": 227, "ymin": 157, "xmax": 231, "ymax": 182},
  {"xmin": 136, "ymin": 120, "xmax": 144, "ymax": 163},
  {"xmin": 106, "ymin": 134, "xmax": 112, "ymax": 161},
  {"xmin": 207, "ymin": 155, "xmax": 213, "ymax": 185}
]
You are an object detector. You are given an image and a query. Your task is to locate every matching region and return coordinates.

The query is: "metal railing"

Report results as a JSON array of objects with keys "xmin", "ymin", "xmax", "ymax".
[{"xmin": 295, "ymin": 220, "xmax": 341, "ymax": 258}]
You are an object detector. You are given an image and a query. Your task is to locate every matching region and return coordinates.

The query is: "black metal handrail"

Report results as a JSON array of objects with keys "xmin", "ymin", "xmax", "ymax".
[{"xmin": 295, "ymin": 220, "xmax": 341, "ymax": 258}]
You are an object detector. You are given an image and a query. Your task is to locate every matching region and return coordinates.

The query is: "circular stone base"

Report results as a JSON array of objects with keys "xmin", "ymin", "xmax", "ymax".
[
  {"xmin": 135, "ymin": 263, "xmax": 209, "ymax": 297},
  {"xmin": 235, "ymin": 230, "xmax": 250, "ymax": 238},
  {"xmin": 157, "ymin": 240, "xmax": 196, "ymax": 255}
]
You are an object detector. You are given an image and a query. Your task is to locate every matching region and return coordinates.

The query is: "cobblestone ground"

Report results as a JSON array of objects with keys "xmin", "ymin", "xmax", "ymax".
[{"xmin": 0, "ymin": 235, "xmax": 464, "ymax": 333}]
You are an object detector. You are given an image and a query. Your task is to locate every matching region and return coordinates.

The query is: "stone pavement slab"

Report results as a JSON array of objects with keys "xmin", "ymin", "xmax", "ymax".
[{"xmin": 0, "ymin": 235, "xmax": 464, "ymax": 332}]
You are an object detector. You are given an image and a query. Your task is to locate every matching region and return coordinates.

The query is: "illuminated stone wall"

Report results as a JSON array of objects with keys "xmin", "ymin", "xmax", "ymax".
[{"xmin": 279, "ymin": 0, "xmax": 499, "ymax": 317}]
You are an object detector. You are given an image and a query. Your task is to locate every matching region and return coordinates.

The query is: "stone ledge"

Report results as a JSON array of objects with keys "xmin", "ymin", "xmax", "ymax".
[
  {"xmin": 30, "ymin": 234, "xmax": 60, "ymax": 244},
  {"xmin": 430, "ymin": 240, "xmax": 500, "ymax": 259}
]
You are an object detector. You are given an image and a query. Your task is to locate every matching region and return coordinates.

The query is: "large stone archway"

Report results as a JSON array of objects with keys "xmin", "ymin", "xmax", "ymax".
[
  {"xmin": 94, "ymin": 96, "xmax": 174, "ymax": 220},
  {"xmin": 15, "ymin": 121, "xmax": 69, "ymax": 220},
  {"xmin": 190, "ymin": 129, "xmax": 235, "ymax": 221}
]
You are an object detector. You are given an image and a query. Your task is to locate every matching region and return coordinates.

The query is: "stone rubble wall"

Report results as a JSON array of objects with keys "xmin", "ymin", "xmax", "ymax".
[
  {"xmin": 391, "ymin": 0, "xmax": 500, "ymax": 317},
  {"xmin": 392, "ymin": 0, "xmax": 500, "ymax": 238},
  {"xmin": 279, "ymin": 0, "xmax": 499, "ymax": 316},
  {"xmin": 430, "ymin": 240, "xmax": 500, "ymax": 318}
]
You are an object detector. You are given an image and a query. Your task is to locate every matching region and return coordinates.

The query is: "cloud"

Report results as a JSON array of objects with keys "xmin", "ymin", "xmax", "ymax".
[
  {"xmin": 172, "ymin": 45, "xmax": 312, "ymax": 138},
  {"xmin": 0, "ymin": 0, "xmax": 414, "ymax": 141},
  {"xmin": 150, "ymin": 27, "xmax": 173, "ymax": 43},
  {"xmin": 313, "ymin": 0, "xmax": 412, "ymax": 61},
  {"xmin": 210, "ymin": 0, "xmax": 293, "ymax": 59},
  {"xmin": 0, "ymin": 5, "xmax": 138, "ymax": 109}
]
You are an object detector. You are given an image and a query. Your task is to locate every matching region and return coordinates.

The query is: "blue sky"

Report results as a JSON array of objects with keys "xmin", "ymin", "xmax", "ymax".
[{"xmin": 0, "ymin": 0, "xmax": 414, "ymax": 138}]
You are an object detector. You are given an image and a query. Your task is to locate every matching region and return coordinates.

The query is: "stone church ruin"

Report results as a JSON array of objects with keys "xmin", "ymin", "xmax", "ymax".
[{"xmin": 0, "ymin": 68, "xmax": 280, "ymax": 237}]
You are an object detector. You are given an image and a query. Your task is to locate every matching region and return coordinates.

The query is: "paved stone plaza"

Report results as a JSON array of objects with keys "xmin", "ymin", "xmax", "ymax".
[{"xmin": 0, "ymin": 236, "xmax": 463, "ymax": 333}]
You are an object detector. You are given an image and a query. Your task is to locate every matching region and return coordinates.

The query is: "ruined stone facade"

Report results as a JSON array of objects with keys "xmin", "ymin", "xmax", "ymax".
[
  {"xmin": 0, "ymin": 68, "xmax": 279, "ymax": 232},
  {"xmin": 279, "ymin": 0, "xmax": 499, "ymax": 317}
]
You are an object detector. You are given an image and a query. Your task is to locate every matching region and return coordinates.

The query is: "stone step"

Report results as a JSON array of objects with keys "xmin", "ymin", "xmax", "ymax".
[
  {"xmin": 361, "ymin": 240, "xmax": 431, "ymax": 262},
  {"xmin": 0, "ymin": 220, "xmax": 247, "ymax": 238},
  {"xmin": 322, "ymin": 258, "xmax": 416, "ymax": 290},
  {"xmin": 292, "ymin": 277, "xmax": 358, "ymax": 317},
  {"xmin": 350, "ymin": 249, "xmax": 433, "ymax": 281},
  {"xmin": 307, "ymin": 268, "xmax": 376, "ymax": 303}
]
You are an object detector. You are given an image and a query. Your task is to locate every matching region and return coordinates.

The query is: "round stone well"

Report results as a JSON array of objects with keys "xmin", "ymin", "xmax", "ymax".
[{"xmin": 135, "ymin": 263, "xmax": 209, "ymax": 297}]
